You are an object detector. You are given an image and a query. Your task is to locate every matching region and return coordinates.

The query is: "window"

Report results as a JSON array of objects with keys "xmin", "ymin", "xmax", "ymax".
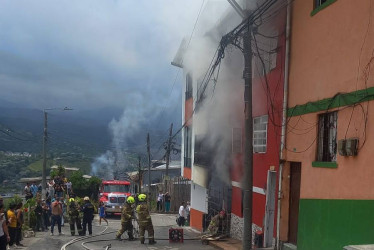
[
  {"xmin": 253, "ymin": 115, "xmax": 268, "ymax": 153},
  {"xmin": 311, "ymin": 0, "xmax": 337, "ymax": 16},
  {"xmin": 185, "ymin": 73, "xmax": 192, "ymax": 99},
  {"xmin": 184, "ymin": 126, "xmax": 192, "ymax": 167},
  {"xmin": 317, "ymin": 112, "xmax": 337, "ymax": 162},
  {"xmin": 315, "ymin": 0, "xmax": 328, "ymax": 7},
  {"xmin": 103, "ymin": 184, "xmax": 130, "ymax": 193}
]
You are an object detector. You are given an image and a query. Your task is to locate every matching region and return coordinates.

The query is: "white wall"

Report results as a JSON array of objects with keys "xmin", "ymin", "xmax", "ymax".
[{"xmin": 190, "ymin": 181, "xmax": 208, "ymax": 213}]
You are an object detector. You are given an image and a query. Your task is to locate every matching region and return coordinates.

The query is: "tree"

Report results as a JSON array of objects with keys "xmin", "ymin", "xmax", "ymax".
[
  {"xmin": 70, "ymin": 170, "xmax": 101, "ymax": 200},
  {"xmin": 50, "ymin": 165, "xmax": 66, "ymax": 179}
]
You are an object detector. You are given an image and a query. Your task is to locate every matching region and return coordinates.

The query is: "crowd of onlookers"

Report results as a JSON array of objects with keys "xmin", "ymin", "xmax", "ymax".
[
  {"xmin": 0, "ymin": 196, "xmax": 25, "ymax": 250},
  {"xmin": 0, "ymin": 175, "xmax": 75, "ymax": 249},
  {"xmin": 24, "ymin": 176, "xmax": 73, "ymax": 202}
]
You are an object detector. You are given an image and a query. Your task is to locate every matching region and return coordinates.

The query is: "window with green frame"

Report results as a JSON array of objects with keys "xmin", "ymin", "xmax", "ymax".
[{"xmin": 311, "ymin": 0, "xmax": 337, "ymax": 16}]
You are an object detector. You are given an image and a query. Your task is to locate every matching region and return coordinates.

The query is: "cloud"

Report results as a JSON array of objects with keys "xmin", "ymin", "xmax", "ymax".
[{"xmin": 0, "ymin": 0, "xmax": 206, "ymax": 110}]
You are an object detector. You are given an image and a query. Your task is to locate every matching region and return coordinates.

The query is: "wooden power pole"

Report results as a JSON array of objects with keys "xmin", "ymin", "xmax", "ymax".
[
  {"xmin": 42, "ymin": 111, "xmax": 48, "ymax": 200},
  {"xmin": 138, "ymin": 156, "xmax": 142, "ymax": 194},
  {"xmin": 147, "ymin": 133, "xmax": 151, "ymax": 208},
  {"xmin": 165, "ymin": 123, "xmax": 173, "ymax": 177}
]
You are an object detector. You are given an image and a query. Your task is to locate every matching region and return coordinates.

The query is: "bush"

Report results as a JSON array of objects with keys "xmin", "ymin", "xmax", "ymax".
[{"xmin": 4, "ymin": 195, "xmax": 23, "ymax": 210}]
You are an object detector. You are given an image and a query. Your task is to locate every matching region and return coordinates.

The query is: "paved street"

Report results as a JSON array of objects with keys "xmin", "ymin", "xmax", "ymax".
[{"xmin": 23, "ymin": 213, "xmax": 216, "ymax": 250}]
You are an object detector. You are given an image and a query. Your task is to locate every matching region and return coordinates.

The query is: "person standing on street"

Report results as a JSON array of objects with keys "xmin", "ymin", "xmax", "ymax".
[
  {"xmin": 156, "ymin": 191, "xmax": 163, "ymax": 212},
  {"xmin": 98, "ymin": 202, "xmax": 108, "ymax": 226},
  {"xmin": 15, "ymin": 202, "xmax": 25, "ymax": 247},
  {"xmin": 185, "ymin": 201, "xmax": 191, "ymax": 226},
  {"xmin": 65, "ymin": 181, "xmax": 72, "ymax": 196},
  {"xmin": 50, "ymin": 198, "xmax": 63, "ymax": 236},
  {"xmin": 164, "ymin": 192, "xmax": 171, "ymax": 212},
  {"xmin": 24, "ymin": 183, "xmax": 33, "ymax": 200},
  {"xmin": 0, "ymin": 204, "xmax": 10, "ymax": 250},
  {"xmin": 68, "ymin": 198, "xmax": 83, "ymax": 236},
  {"xmin": 136, "ymin": 194, "xmax": 156, "ymax": 245},
  {"xmin": 178, "ymin": 202, "xmax": 186, "ymax": 227},
  {"xmin": 30, "ymin": 182, "xmax": 38, "ymax": 198},
  {"xmin": 115, "ymin": 196, "xmax": 135, "ymax": 241},
  {"xmin": 42, "ymin": 201, "xmax": 50, "ymax": 231},
  {"xmin": 34, "ymin": 200, "xmax": 44, "ymax": 232},
  {"xmin": 81, "ymin": 197, "xmax": 94, "ymax": 236},
  {"xmin": 7, "ymin": 203, "xmax": 17, "ymax": 247},
  {"xmin": 48, "ymin": 180, "xmax": 55, "ymax": 199}
]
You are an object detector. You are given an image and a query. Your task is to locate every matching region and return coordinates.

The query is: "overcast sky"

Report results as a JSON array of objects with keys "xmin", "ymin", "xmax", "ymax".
[{"xmin": 0, "ymin": 0, "xmax": 216, "ymax": 112}]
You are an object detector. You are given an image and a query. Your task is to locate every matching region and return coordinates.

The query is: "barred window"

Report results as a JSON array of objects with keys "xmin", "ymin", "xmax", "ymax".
[
  {"xmin": 253, "ymin": 115, "xmax": 268, "ymax": 153},
  {"xmin": 317, "ymin": 112, "xmax": 337, "ymax": 162}
]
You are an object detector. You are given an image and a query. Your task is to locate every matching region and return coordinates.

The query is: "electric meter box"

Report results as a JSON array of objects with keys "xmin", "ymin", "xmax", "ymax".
[
  {"xmin": 338, "ymin": 139, "xmax": 347, "ymax": 156},
  {"xmin": 345, "ymin": 138, "xmax": 358, "ymax": 156}
]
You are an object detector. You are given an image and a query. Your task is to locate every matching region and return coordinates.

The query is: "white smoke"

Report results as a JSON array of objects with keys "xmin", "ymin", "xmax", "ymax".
[
  {"xmin": 91, "ymin": 95, "xmax": 160, "ymax": 178},
  {"xmin": 91, "ymin": 150, "xmax": 115, "ymax": 179},
  {"xmin": 182, "ymin": 4, "xmax": 244, "ymax": 185}
]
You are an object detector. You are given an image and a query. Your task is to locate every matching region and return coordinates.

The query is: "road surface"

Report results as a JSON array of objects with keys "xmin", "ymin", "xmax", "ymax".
[{"xmin": 23, "ymin": 213, "xmax": 216, "ymax": 250}]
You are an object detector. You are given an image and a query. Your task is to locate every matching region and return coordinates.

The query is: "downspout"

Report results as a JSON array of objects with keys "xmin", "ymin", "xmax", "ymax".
[{"xmin": 276, "ymin": 0, "xmax": 291, "ymax": 249}]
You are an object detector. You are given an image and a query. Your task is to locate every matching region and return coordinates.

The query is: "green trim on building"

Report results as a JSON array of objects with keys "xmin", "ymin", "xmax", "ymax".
[
  {"xmin": 311, "ymin": 0, "xmax": 337, "ymax": 16},
  {"xmin": 287, "ymin": 87, "xmax": 374, "ymax": 117},
  {"xmin": 312, "ymin": 161, "xmax": 338, "ymax": 168},
  {"xmin": 298, "ymin": 199, "xmax": 374, "ymax": 250}
]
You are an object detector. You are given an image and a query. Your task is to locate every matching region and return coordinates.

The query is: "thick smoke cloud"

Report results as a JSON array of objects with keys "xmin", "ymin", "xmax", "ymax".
[
  {"xmin": 0, "ymin": 0, "xmax": 204, "ymax": 110},
  {"xmin": 182, "ymin": 4, "xmax": 243, "ymax": 185}
]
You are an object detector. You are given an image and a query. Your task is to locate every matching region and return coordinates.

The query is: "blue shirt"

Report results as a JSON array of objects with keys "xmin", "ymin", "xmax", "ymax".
[{"xmin": 30, "ymin": 185, "xmax": 38, "ymax": 196}]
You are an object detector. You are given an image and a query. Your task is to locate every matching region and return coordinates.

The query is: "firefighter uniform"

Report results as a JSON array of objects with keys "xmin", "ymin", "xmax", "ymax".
[
  {"xmin": 116, "ymin": 197, "xmax": 135, "ymax": 240},
  {"xmin": 81, "ymin": 197, "xmax": 94, "ymax": 236},
  {"xmin": 136, "ymin": 194, "xmax": 155, "ymax": 244},
  {"xmin": 208, "ymin": 211, "xmax": 226, "ymax": 236},
  {"xmin": 68, "ymin": 199, "xmax": 83, "ymax": 236}
]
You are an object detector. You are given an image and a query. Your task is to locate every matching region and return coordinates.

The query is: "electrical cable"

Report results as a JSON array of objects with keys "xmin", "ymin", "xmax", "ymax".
[{"xmin": 169, "ymin": 0, "xmax": 280, "ymax": 143}]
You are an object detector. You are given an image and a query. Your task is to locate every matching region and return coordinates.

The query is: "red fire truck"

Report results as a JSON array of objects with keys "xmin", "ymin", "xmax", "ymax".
[{"xmin": 99, "ymin": 180, "xmax": 131, "ymax": 215}]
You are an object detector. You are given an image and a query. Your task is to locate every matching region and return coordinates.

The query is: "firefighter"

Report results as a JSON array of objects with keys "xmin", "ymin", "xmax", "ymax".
[
  {"xmin": 136, "ymin": 194, "xmax": 156, "ymax": 245},
  {"xmin": 115, "ymin": 196, "xmax": 135, "ymax": 241},
  {"xmin": 81, "ymin": 196, "xmax": 94, "ymax": 236},
  {"xmin": 208, "ymin": 210, "xmax": 227, "ymax": 237},
  {"xmin": 68, "ymin": 198, "xmax": 83, "ymax": 236}
]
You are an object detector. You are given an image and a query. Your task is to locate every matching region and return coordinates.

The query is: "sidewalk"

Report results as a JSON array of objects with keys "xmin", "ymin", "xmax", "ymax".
[
  {"xmin": 208, "ymin": 237, "xmax": 275, "ymax": 250},
  {"xmin": 208, "ymin": 237, "xmax": 243, "ymax": 250}
]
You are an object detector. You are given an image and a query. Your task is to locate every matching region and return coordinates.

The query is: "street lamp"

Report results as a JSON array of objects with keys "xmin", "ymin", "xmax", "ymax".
[{"xmin": 42, "ymin": 107, "xmax": 73, "ymax": 199}]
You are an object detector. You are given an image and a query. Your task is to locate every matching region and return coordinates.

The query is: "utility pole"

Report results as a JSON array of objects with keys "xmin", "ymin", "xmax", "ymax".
[
  {"xmin": 165, "ymin": 123, "xmax": 173, "ymax": 177},
  {"xmin": 41, "ymin": 107, "xmax": 72, "ymax": 200},
  {"xmin": 164, "ymin": 123, "xmax": 173, "ymax": 212},
  {"xmin": 42, "ymin": 111, "xmax": 48, "ymax": 200},
  {"xmin": 243, "ymin": 23, "xmax": 254, "ymax": 250},
  {"xmin": 147, "ymin": 133, "xmax": 151, "ymax": 208},
  {"xmin": 138, "ymin": 156, "xmax": 142, "ymax": 194},
  {"xmin": 227, "ymin": 0, "xmax": 253, "ymax": 248}
]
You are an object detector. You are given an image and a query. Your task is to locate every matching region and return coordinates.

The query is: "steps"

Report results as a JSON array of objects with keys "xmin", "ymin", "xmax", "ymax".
[{"xmin": 282, "ymin": 243, "xmax": 297, "ymax": 250}]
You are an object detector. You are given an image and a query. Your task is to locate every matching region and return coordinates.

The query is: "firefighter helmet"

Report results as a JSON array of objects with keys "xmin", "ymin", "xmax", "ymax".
[
  {"xmin": 126, "ymin": 196, "xmax": 135, "ymax": 204},
  {"xmin": 138, "ymin": 194, "xmax": 146, "ymax": 202}
]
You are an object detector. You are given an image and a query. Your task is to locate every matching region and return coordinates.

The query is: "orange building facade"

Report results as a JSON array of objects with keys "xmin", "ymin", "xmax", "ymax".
[{"xmin": 279, "ymin": 1, "xmax": 374, "ymax": 249}]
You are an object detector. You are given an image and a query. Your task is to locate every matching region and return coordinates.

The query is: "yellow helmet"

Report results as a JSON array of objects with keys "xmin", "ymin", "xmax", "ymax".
[
  {"xmin": 138, "ymin": 194, "xmax": 146, "ymax": 202},
  {"xmin": 69, "ymin": 198, "xmax": 75, "ymax": 203},
  {"xmin": 126, "ymin": 196, "xmax": 135, "ymax": 204}
]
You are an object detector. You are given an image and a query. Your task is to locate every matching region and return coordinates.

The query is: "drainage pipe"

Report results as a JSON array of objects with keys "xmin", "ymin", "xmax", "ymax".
[{"xmin": 276, "ymin": 0, "xmax": 291, "ymax": 249}]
